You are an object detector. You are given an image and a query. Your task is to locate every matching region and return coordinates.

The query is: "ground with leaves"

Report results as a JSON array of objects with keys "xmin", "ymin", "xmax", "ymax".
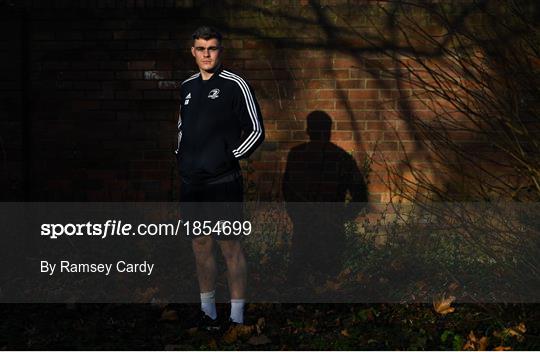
[{"xmin": 1, "ymin": 303, "xmax": 539, "ymax": 350}]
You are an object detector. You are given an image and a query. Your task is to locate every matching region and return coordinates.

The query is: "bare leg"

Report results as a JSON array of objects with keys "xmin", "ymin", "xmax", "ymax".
[
  {"xmin": 192, "ymin": 236, "xmax": 217, "ymax": 292},
  {"xmin": 218, "ymin": 240, "xmax": 247, "ymax": 299}
]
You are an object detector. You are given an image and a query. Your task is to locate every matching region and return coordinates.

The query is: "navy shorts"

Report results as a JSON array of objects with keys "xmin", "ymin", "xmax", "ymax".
[{"xmin": 179, "ymin": 176, "xmax": 244, "ymax": 241}]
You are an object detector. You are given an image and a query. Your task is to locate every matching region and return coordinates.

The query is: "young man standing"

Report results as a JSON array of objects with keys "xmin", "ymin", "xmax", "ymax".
[{"xmin": 175, "ymin": 26, "xmax": 264, "ymax": 330}]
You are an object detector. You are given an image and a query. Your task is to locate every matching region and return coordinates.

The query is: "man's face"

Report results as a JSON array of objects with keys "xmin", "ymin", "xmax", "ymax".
[{"xmin": 191, "ymin": 38, "xmax": 222, "ymax": 72}]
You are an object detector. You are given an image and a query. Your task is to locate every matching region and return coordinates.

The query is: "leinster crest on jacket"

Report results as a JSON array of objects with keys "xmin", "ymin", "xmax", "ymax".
[{"xmin": 208, "ymin": 88, "xmax": 220, "ymax": 99}]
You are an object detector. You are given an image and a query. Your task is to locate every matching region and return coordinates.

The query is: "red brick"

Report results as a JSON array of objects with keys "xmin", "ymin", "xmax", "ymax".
[
  {"xmin": 377, "ymin": 142, "xmax": 398, "ymax": 151},
  {"xmin": 333, "ymin": 141, "xmax": 358, "ymax": 151},
  {"xmin": 277, "ymin": 121, "xmax": 305, "ymax": 130},
  {"xmin": 320, "ymin": 69, "xmax": 349, "ymax": 79},
  {"xmin": 333, "ymin": 58, "xmax": 358, "ymax": 68},
  {"xmin": 383, "ymin": 131, "xmax": 415, "ymax": 141},
  {"xmin": 348, "ymin": 90, "xmax": 379, "ymax": 100},
  {"xmin": 336, "ymin": 121, "xmax": 363, "ymax": 130},
  {"xmin": 338, "ymin": 80, "xmax": 366, "ymax": 89},
  {"xmin": 266, "ymin": 131, "xmax": 291, "ymax": 140},
  {"xmin": 350, "ymin": 68, "xmax": 375, "ymax": 79},
  {"xmin": 305, "ymin": 80, "xmax": 336, "ymax": 89},
  {"xmin": 331, "ymin": 131, "xmax": 353, "ymax": 141},
  {"xmin": 292, "ymin": 131, "xmax": 308, "ymax": 140},
  {"xmin": 347, "ymin": 100, "xmax": 366, "ymax": 110},
  {"xmin": 287, "ymin": 58, "xmax": 333, "ymax": 69},
  {"xmin": 229, "ymin": 39, "xmax": 243, "ymax": 49},
  {"xmin": 316, "ymin": 90, "xmax": 347, "ymax": 100},
  {"xmin": 361, "ymin": 131, "xmax": 385, "ymax": 141},
  {"xmin": 379, "ymin": 90, "xmax": 400, "ymax": 99},
  {"xmin": 291, "ymin": 69, "xmax": 321, "ymax": 79},
  {"xmin": 306, "ymin": 100, "xmax": 334, "ymax": 110},
  {"xmin": 366, "ymin": 121, "xmax": 390, "ymax": 130}
]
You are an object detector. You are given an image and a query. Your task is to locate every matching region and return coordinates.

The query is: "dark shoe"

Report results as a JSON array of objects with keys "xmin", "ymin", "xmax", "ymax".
[{"xmin": 190, "ymin": 310, "xmax": 221, "ymax": 332}]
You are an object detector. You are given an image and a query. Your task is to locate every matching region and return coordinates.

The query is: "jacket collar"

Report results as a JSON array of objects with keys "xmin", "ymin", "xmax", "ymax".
[{"xmin": 199, "ymin": 64, "xmax": 223, "ymax": 83}]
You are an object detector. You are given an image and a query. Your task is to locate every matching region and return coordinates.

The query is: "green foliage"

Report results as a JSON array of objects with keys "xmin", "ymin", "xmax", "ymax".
[{"xmin": 452, "ymin": 334, "xmax": 465, "ymax": 351}]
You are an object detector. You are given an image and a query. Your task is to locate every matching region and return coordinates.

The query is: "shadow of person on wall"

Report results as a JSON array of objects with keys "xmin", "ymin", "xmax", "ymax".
[{"xmin": 282, "ymin": 110, "xmax": 368, "ymax": 294}]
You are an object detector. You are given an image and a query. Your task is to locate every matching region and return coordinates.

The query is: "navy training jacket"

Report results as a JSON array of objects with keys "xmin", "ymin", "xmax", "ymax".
[{"xmin": 175, "ymin": 66, "xmax": 265, "ymax": 184}]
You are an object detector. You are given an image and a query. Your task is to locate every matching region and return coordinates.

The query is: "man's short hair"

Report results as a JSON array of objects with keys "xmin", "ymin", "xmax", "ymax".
[{"xmin": 192, "ymin": 26, "xmax": 222, "ymax": 46}]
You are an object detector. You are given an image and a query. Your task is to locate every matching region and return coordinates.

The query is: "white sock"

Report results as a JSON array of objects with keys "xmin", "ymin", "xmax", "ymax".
[
  {"xmin": 230, "ymin": 299, "xmax": 245, "ymax": 324},
  {"xmin": 200, "ymin": 290, "xmax": 217, "ymax": 320}
]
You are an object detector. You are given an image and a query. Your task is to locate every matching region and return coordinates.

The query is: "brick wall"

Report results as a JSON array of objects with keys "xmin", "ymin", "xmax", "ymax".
[{"xmin": 1, "ymin": 0, "xmax": 534, "ymax": 202}]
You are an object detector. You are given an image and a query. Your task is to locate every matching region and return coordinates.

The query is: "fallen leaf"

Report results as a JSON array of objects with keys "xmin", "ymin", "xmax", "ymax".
[
  {"xmin": 448, "ymin": 282, "xmax": 460, "ymax": 291},
  {"xmin": 354, "ymin": 272, "xmax": 365, "ymax": 283},
  {"xmin": 207, "ymin": 338, "xmax": 217, "ymax": 349},
  {"xmin": 341, "ymin": 329, "xmax": 350, "ymax": 337},
  {"xmin": 463, "ymin": 330, "xmax": 489, "ymax": 351},
  {"xmin": 324, "ymin": 279, "xmax": 342, "ymax": 291},
  {"xmin": 494, "ymin": 346, "xmax": 511, "ymax": 351},
  {"xmin": 494, "ymin": 322, "xmax": 527, "ymax": 342},
  {"xmin": 337, "ymin": 267, "xmax": 352, "ymax": 281},
  {"xmin": 509, "ymin": 322, "xmax": 526, "ymax": 342},
  {"xmin": 478, "ymin": 336, "xmax": 488, "ymax": 350},
  {"xmin": 159, "ymin": 309, "xmax": 178, "ymax": 321},
  {"xmin": 255, "ymin": 317, "xmax": 266, "ymax": 335},
  {"xmin": 304, "ymin": 320, "xmax": 318, "ymax": 334},
  {"xmin": 247, "ymin": 334, "xmax": 271, "ymax": 345},
  {"xmin": 433, "ymin": 294, "xmax": 456, "ymax": 315},
  {"xmin": 222, "ymin": 324, "xmax": 255, "ymax": 344}
]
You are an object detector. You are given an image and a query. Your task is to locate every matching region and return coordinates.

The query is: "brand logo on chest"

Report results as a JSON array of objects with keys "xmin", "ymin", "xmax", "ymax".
[{"xmin": 208, "ymin": 88, "xmax": 220, "ymax": 99}]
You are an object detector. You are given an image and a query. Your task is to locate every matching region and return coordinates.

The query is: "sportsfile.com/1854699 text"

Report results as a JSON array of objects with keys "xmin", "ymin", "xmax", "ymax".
[{"xmin": 40, "ymin": 220, "xmax": 252, "ymax": 239}]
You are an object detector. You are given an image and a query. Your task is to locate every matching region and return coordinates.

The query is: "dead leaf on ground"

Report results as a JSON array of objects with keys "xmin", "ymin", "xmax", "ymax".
[
  {"xmin": 494, "ymin": 346, "xmax": 512, "ymax": 351},
  {"xmin": 247, "ymin": 334, "xmax": 271, "ymax": 345},
  {"xmin": 448, "ymin": 281, "xmax": 460, "ymax": 291},
  {"xmin": 433, "ymin": 294, "xmax": 456, "ymax": 315},
  {"xmin": 304, "ymin": 321, "xmax": 318, "ymax": 334},
  {"xmin": 354, "ymin": 272, "xmax": 365, "ymax": 283},
  {"xmin": 207, "ymin": 338, "xmax": 217, "ymax": 349},
  {"xmin": 324, "ymin": 279, "xmax": 342, "ymax": 291},
  {"xmin": 159, "ymin": 308, "xmax": 178, "ymax": 321},
  {"xmin": 494, "ymin": 322, "xmax": 526, "ymax": 342},
  {"xmin": 255, "ymin": 317, "xmax": 266, "ymax": 335},
  {"xmin": 341, "ymin": 329, "xmax": 350, "ymax": 337},
  {"xmin": 463, "ymin": 330, "xmax": 489, "ymax": 351},
  {"xmin": 337, "ymin": 267, "xmax": 352, "ymax": 281},
  {"xmin": 222, "ymin": 324, "xmax": 255, "ymax": 344}
]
